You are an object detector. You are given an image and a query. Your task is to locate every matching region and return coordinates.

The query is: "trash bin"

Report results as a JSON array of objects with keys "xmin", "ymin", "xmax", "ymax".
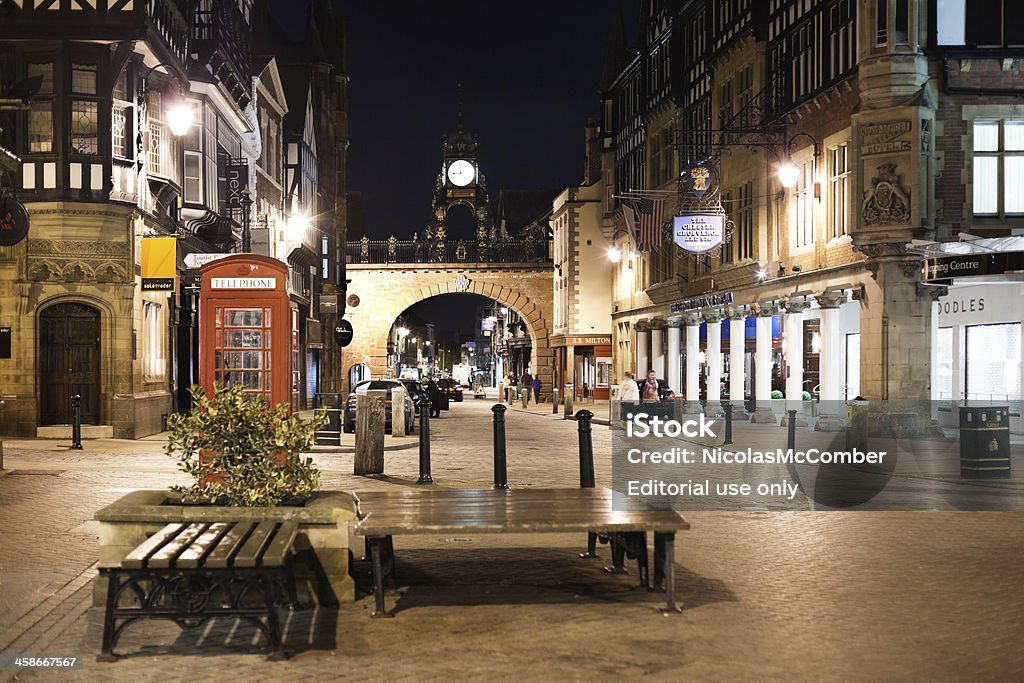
[
  {"xmin": 960, "ymin": 406, "xmax": 1010, "ymax": 478},
  {"xmin": 314, "ymin": 393, "xmax": 343, "ymax": 446},
  {"xmin": 846, "ymin": 397, "xmax": 869, "ymax": 451}
]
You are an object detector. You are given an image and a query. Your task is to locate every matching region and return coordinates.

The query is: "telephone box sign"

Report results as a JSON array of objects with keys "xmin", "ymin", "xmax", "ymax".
[
  {"xmin": 211, "ymin": 277, "xmax": 277, "ymax": 289},
  {"xmin": 673, "ymin": 214, "xmax": 725, "ymax": 253}
]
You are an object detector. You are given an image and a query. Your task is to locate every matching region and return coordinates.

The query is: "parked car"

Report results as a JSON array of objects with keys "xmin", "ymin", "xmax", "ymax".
[
  {"xmin": 437, "ymin": 378, "xmax": 463, "ymax": 402},
  {"xmin": 401, "ymin": 379, "xmax": 429, "ymax": 408},
  {"xmin": 343, "ymin": 379, "xmax": 415, "ymax": 434}
]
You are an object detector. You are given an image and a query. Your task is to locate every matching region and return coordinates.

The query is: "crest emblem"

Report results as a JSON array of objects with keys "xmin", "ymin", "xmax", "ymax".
[
  {"xmin": 454, "ymin": 274, "xmax": 471, "ymax": 292},
  {"xmin": 862, "ymin": 163, "xmax": 911, "ymax": 226}
]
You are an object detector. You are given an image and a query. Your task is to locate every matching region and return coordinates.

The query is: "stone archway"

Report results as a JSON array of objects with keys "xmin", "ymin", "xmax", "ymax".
[{"xmin": 342, "ymin": 265, "xmax": 554, "ymax": 394}]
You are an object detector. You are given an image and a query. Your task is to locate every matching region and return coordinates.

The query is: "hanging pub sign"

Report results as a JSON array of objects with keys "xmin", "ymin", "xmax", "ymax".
[
  {"xmin": 673, "ymin": 214, "xmax": 726, "ymax": 253},
  {"xmin": 334, "ymin": 319, "xmax": 354, "ymax": 347},
  {"xmin": 0, "ymin": 196, "xmax": 30, "ymax": 247},
  {"xmin": 922, "ymin": 251, "xmax": 1024, "ymax": 285},
  {"xmin": 683, "ymin": 161, "xmax": 716, "ymax": 199},
  {"xmin": 140, "ymin": 236, "xmax": 177, "ymax": 291}
]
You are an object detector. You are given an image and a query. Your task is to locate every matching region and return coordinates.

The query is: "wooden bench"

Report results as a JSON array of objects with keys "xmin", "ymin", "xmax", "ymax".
[
  {"xmin": 98, "ymin": 521, "xmax": 300, "ymax": 661},
  {"xmin": 351, "ymin": 487, "xmax": 689, "ymax": 617}
]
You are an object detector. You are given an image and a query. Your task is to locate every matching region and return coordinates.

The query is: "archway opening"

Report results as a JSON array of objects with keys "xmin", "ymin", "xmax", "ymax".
[
  {"xmin": 386, "ymin": 293, "xmax": 534, "ymax": 396},
  {"xmin": 443, "ymin": 202, "xmax": 477, "ymax": 240},
  {"xmin": 39, "ymin": 302, "xmax": 101, "ymax": 425}
]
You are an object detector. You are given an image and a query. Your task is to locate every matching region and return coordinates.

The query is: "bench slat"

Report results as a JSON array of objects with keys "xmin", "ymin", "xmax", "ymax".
[
  {"xmin": 121, "ymin": 523, "xmax": 187, "ymax": 570},
  {"xmin": 259, "ymin": 522, "xmax": 299, "ymax": 567},
  {"xmin": 234, "ymin": 521, "xmax": 278, "ymax": 568},
  {"xmin": 147, "ymin": 523, "xmax": 211, "ymax": 569},
  {"xmin": 176, "ymin": 522, "xmax": 233, "ymax": 569},
  {"xmin": 204, "ymin": 522, "xmax": 256, "ymax": 569}
]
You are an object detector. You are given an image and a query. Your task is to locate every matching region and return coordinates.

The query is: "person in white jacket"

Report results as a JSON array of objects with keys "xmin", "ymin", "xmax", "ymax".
[{"xmin": 618, "ymin": 371, "xmax": 640, "ymax": 402}]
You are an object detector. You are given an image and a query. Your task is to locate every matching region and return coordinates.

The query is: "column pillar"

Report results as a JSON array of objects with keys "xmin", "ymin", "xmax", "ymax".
[
  {"xmin": 751, "ymin": 302, "xmax": 778, "ymax": 424},
  {"xmin": 781, "ymin": 298, "xmax": 809, "ymax": 427},
  {"xmin": 650, "ymin": 318, "xmax": 667, "ymax": 381},
  {"xmin": 727, "ymin": 307, "xmax": 749, "ymax": 420},
  {"xmin": 635, "ymin": 319, "xmax": 650, "ymax": 377},
  {"xmin": 666, "ymin": 318, "xmax": 682, "ymax": 394},
  {"xmin": 704, "ymin": 310, "xmax": 724, "ymax": 416},
  {"xmin": 684, "ymin": 313, "xmax": 702, "ymax": 414},
  {"xmin": 814, "ymin": 291, "xmax": 847, "ymax": 431}
]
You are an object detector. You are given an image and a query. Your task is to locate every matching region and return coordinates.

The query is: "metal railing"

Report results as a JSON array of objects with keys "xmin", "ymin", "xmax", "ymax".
[{"xmin": 345, "ymin": 236, "xmax": 550, "ymax": 265}]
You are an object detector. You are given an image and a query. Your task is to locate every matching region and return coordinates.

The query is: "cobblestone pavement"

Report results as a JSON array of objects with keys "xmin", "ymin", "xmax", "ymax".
[{"xmin": 1, "ymin": 400, "xmax": 1023, "ymax": 681}]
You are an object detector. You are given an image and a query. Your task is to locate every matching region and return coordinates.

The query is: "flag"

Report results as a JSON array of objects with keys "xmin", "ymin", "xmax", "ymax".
[
  {"xmin": 620, "ymin": 202, "xmax": 637, "ymax": 242},
  {"xmin": 634, "ymin": 197, "xmax": 665, "ymax": 252}
]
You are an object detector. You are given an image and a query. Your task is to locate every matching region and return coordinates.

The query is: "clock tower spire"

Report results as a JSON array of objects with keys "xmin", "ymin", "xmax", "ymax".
[{"xmin": 430, "ymin": 99, "xmax": 491, "ymax": 244}]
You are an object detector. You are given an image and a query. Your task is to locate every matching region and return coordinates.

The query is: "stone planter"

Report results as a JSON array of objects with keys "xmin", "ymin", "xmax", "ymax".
[{"xmin": 94, "ymin": 490, "xmax": 358, "ymax": 607}]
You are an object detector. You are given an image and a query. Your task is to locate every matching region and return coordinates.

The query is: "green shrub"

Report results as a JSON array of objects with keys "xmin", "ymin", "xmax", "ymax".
[
  {"xmin": 802, "ymin": 391, "xmax": 812, "ymax": 401},
  {"xmin": 165, "ymin": 383, "xmax": 327, "ymax": 507},
  {"xmin": 771, "ymin": 390, "xmax": 784, "ymax": 399}
]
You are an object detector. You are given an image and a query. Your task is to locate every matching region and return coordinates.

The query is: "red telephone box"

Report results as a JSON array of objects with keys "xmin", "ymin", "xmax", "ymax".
[{"xmin": 199, "ymin": 255, "xmax": 298, "ymax": 412}]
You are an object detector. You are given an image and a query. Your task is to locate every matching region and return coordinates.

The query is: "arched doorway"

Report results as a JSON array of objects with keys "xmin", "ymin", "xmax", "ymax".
[{"xmin": 39, "ymin": 302, "xmax": 101, "ymax": 425}]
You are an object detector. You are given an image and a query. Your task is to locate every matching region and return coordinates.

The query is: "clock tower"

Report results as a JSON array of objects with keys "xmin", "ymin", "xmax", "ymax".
[{"xmin": 429, "ymin": 108, "xmax": 492, "ymax": 243}]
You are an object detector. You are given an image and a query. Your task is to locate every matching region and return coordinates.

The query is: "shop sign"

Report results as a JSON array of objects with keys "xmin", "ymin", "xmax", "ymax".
[
  {"xmin": 922, "ymin": 252, "xmax": 1024, "ymax": 285},
  {"xmin": 334, "ymin": 320, "xmax": 353, "ymax": 347},
  {"xmin": 141, "ymin": 236, "xmax": 177, "ymax": 291},
  {"xmin": 0, "ymin": 326, "xmax": 11, "ymax": 358},
  {"xmin": 0, "ymin": 197, "xmax": 30, "ymax": 247},
  {"xmin": 224, "ymin": 162, "xmax": 249, "ymax": 210},
  {"xmin": 673, "ymin": 214, "xmax": 725, "ymax": 253},
  {"xmin": 183, "ymin": 253, "xmax": 229, "ymax": 269},
  {"xmin": 670, "ymin": 292, "xmax": 733, "ymax": 313},
  {"xmin": 861, "ymin": 120, "xmax": 912, "ymax": 156},
  {"xmin": 565, "ymin": 335, "xmax": 612, "ymax": 346}
]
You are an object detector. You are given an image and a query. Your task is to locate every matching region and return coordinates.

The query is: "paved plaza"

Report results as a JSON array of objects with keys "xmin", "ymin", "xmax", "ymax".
[{"xmin": 1, "ymin": 400, "xmax": 1023, "ymax": 681}]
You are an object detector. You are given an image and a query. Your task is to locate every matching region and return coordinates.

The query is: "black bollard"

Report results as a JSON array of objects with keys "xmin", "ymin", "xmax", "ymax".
[
  {"xmin": 723, "ymin": 401, "xmax": 733, "ymax": 445},
  {"xmin": 575, "ymin": 409, "xmax": 596, "ymax": 488},
  {"xmin": 786, "ymin": 409, "xmax": 797, "ymax": 451},
  {"xmin": 417, "ymin": 398, "xmax": 433, "ymax": 484},
  {"xmin": 491, "ymin": 404, "xmax": 509, "ymax": 489},
  {"xmin": 575, "ymin": 409, "xmax": 599, "ymax": 558},
  {"xmin": 70, "ymin": 394, "xmax": 83, "ymax": 450}
]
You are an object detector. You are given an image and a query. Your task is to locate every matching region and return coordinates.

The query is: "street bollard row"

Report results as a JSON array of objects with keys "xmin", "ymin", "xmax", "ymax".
[
  {"xmin": 71, "ymin": 393, "xmax": 83, "ymax": 450},
  {"xmin": 491, "ymin": 404, "xmax": 509, "ymax": 489},
  {"xmin": 417, "ymin": 398, "xmax": 433, "ymax": 484},
  {"xmin": 575, "ymin": 408, "xmax": 599, "ymax": 559}
]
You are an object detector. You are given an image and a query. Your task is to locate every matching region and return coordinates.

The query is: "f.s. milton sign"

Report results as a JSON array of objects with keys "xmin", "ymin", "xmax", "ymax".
[{"xmin": 922, "ymin": 252, "xmax": 1024, "ymax": 285}]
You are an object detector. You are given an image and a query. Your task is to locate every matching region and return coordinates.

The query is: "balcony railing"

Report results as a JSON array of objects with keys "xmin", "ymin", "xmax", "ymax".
[{"xmin": 345, "ymin": 236, "xmax": 550, "ymax": 265}]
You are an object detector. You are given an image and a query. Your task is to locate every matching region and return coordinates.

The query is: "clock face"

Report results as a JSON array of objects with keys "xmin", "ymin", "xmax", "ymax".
[{"xmin": 447, "ymin": 159, "xmax": 475, "ymax": 187}]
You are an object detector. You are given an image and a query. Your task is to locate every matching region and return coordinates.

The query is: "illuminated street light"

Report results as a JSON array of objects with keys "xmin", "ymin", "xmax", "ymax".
[
  {"xmin": 607, "ymin": 246, "xmax": 622, "ymax": 263},
  {"xmin": 166, "ymin": 102, "xmax": 195, "ymax": 136},
  {"xmin": 756, "ymin": 268, "xmax": 769, "ymax": 281},
  {"xmin": 777, "ymin": 162, "xmax": 800, "ymax": 188}
]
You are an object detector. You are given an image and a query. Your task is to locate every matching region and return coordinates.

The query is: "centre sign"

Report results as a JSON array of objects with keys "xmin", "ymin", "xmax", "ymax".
[{"xmin": 673, "ymin": 214, "xmax": 725, "ymax": 253}]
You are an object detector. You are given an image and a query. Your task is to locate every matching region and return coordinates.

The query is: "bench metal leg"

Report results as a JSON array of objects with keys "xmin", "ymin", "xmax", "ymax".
[
  {"xmin": 97, "ymin": 570, "xmax": 121, "ymax": 662},
  {"xmin": 634, "ymin": 533, "xmax": 650, "ymax": 591},
  {"xmin": 657, "ymin": 532, "xmax": 681, "ymax": 614},
  {"xmin": 369, "ymin": 537, "xmax": 394, "ymax": 618},
  {"xmin": 261, "ymin": 572, "xmax": 288, "ymax": 660}
]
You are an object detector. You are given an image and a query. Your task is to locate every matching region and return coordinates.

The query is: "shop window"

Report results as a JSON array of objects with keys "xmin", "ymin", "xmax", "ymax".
[
  {"xmin": 845, "ymin": 333, "xmax": 860, "ymax": 400},
  {"xmin": 973, "ymin": 120, "xmax": 1024, "ymax": 218},
  {"xmin": 936, "ymin": 327, "xmax": 954, "ymax": 400},
  {"xmin": 828, "ymin": 142, "xmax": 849, "ymax": 239},
  {"xmin": 966, "ymin": 322, "xmax": 1021, "ymax": 401},
  {"xmin": 70, "ymin": 100, "xmax": 98, "ymax": 154},
  {"xmin": 142, "ymin": 301, "xmax": 165, "ymax": 381}
]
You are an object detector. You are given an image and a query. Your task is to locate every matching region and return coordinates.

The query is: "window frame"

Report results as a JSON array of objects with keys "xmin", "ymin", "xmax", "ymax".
[
  {"xmin": 827, "ymin": 141, "xmax": 850, "ymax": 241},
  {"xmin": 971, "ymin": 118, "xmax": 1024, "ymax": 221}
]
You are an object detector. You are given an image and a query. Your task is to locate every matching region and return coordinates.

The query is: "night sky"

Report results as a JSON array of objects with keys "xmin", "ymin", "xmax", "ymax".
[{"xmin": 271, "ymin": 0, "xmax": 639, "ymax": 335}]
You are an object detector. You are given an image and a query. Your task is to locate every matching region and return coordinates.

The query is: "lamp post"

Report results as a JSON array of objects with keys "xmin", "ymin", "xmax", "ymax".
[
  {"xmin": 240, "ymin": 187, "xmax": 253, "ymax": 253},
  {"xmin": 138, "ymin": 62, "xmax": 194, "ymax": 162}
]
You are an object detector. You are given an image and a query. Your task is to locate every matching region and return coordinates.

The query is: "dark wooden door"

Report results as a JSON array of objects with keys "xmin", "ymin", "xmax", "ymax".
[{"xmin": 39, "ymin": 303, "xmax": 100, "ymax": 425}]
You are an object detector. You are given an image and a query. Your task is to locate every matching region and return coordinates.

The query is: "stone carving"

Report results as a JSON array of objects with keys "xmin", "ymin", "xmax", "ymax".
[
  {"xmin": 862, "ymin": 163, "xmax": 911, "ymax": 226},
  {"xmin": 28, "ymin": 239, "xmax": 129, "ymax": 258},
  {"xmin": 898, "ymin": 259, "xmax": 923, "ymax": 279},
  {"xmin": 781, "ymin": 298, "xmax": 810, "ymax": 314},
  {"xmin": 752, "ymin": 302, "xmax": 777, "ymax": 317},
  {"xmin": 814, "ymin": 290, "xmax": 846, "ymax": 309},
  {"xmin": 682, "ymin": 312, "xmax": 702, "ymax": 327},
  {"xmin": 702, "ymin": 309, "xmax": 724, "ymax": 324},
  {"xmin": 726, "ymin": 306, "xmax": 747, "ymax": 321}
]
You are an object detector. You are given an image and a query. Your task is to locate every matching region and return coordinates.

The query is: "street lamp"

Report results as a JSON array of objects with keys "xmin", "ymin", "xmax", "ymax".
[
  {"xmin": 607, "ymin": 246, "xmax": 622, "ymax": 263},
  {"xmin": 777, "ymin": 131, "xmax": 820, "ymax": 190},
  {"xmin": 140, "ymin": 62, "xmax": 194, "ymax": 139}
]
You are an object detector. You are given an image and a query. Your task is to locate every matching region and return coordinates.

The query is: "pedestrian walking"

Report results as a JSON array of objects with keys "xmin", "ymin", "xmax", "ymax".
[
  {"xmin": 521, "ymin": 371, "xmax": 533, "ymax": 405},
  {"xmin": 532, "ymin": 375, "xmax": 542, "ymax": 404},
  {"xmin": 426, "ymin": 379, "xmax": 443, "ymax": 418},
  {"xmin": 619, "ymin": 371, "xmax": 640, "ymax": 403}
]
